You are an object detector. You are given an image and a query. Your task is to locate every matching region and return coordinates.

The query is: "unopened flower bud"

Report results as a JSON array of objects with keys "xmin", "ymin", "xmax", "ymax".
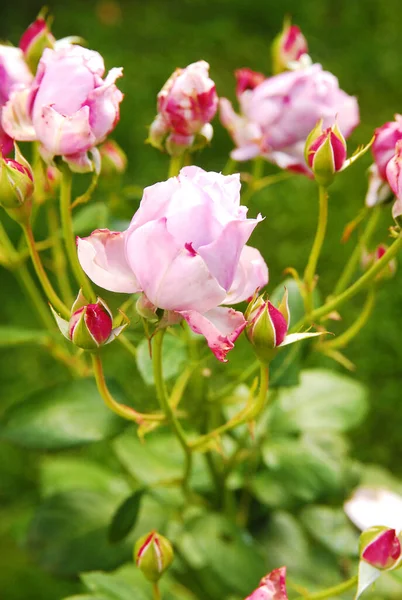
[
  {"xmin": 99, "ymin": 140, "xmax": 127, "ymax": 176},
  {"xmin": 51, "ymin": 290, "xmax": 128, "ymax": 350},
  {"xmin": 245, "ymin": 290, "xmax": 289, "ymax": 364},
  {"xmin": 361, "ymin": 244, "xmax": 397, "ymax": 281},
  {"xmin": 305, "ymin": 120, "xmax": 347, "ymax": 186},
  {"xmin": 0, "ymin": 144, "xmax": 34, "ymax": 223},
  {"xmin": 271, "ymin": 19, "xmax": 309, "ymax": 74},
  {"xmin": 19, "ymin": 11, "xmax": 55, "ymax": 73},
  {"xmin": 134, "ymin": 530, "xmax": 174, "ymax": 582},
  {"xmin": 245, "ymin": 567, "xmax": 288, "ymax": 600},
  {"xmin": 360, "ymin": 526, "xmax": 402, "ymax": 570}
]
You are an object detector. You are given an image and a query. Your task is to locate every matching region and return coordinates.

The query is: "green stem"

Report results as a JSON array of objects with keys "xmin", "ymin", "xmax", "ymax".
[
  {"xmin": 22, "ymin": 223, "xmax": 69, "ymax": 319},
  {"xmin": 152, "ymin": 329, "xmax": 193, "ymax": 496},
  {"xmin": 168, "ymin": 155, "xmax": 184, "ymax": 178},
  {"xmin": 152, "ymin": 582, "xmax": 161, "ymax": 600},
  {"xmin": 334, "ymin": 207, "xmax": 381, "ymax": 295},
  {"xmin": 303, "ymin": 185, "xmax": 329, "ymax": 315},
  {"xmin": 222, "ymin": 157, "xmax": 237, "ymax": 175},
  {"xmin": 91, "ymin": 353, "xmax": 165, "ymax": 424},
  {"xmin": 295, "ymin": 575, "xmax": 358, "ymax": 600},
  {"xmin": 322, "ymin": 287, "xmax": 375, "ymax": 350},
  {"xmin": 59, "ymin": 167, "xmax": 95, "ymax": 301},
  {"xmin": 46, "ymin": 201, "xmax": 74, "ymax": 304},
  {"xmin": 294, "ymin": 233, "xmax": 402, "ymax": 329}
]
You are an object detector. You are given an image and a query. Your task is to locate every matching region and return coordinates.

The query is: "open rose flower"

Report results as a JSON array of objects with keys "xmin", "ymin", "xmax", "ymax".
[
  {"xmin": 148, "ymin": 60, "xmax": 218, "ymax": 155},
  {"xmin": 220, "ymin": 63, "xmax": 359, "ymax": 174},
  {"xmin": 0, "ymin": 45, "xmax": 33, "ymax": 155},
  {"xmin": 2, "ymin": 44, "xmax": 123, "ymax": 172},
  {"xmin": 366, "ymin": 115, "xmax": 402, "ymax": 207},
  {"xmin": 77, "ymin": 166, "xmax": 268, "ymax": 361}
]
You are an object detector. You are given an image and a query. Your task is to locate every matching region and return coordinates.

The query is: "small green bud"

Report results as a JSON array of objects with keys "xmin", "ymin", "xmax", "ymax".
[{"xmin": 134, "ymin": 530, "xmax": 174, "ymax": 582}]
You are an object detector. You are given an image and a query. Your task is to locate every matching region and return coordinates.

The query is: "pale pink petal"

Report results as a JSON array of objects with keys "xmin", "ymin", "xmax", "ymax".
[
  {"xmin": 198, "ymin": 216, "xmax": 263, "ymax": 291},
  {"xmin": 125, "ymin": 218, "xmax": 227, "ymax": 312},
  {"xmin": 36, "ymin": 105, "xmax": 96, "ymax": 156},
  {"xmin": 2, "ymin": 87, "xmax": 36, "ymax": 142},
  {"xmin": 86, "ymin": 67, "xmax": 124, "ymax": 142},
  {"xmin": 223, "ymin": 245, "xmax": 268, "ymax": 305},
  {"xmin": 180, "ymin": 307, "xmax": 246, "ymax": 362},
  {"xmin": 77, "ymin": 229, "xmax": 140, "ymax": 293}
]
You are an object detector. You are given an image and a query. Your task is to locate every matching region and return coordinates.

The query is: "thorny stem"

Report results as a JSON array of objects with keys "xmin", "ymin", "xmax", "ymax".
[
  {"xmin": 22, "ymin": 223, "xmax": 69, "ymax": 319},
  {"xmin": 303, "ymin": 185, "xmax": 328, "ymax": 315},
  {"xmin": 295, "ymin": 575, "xmax": 358, "ymax": 600},
  {"xmin": 59, "ymin": 167, "xmax": 95, "ymax": 301},
  {"xmin": 294, "ymin": 233, "xmax": 402, "ymax": 330},
  {"xmin": 91, "ymin": 353, "xmax": 166, "ymax": 424},
  {"xmin": 334, "ymin": 207, "xmax": 381, "ymax": 296},
  {"xmin": 152, "ymin": 329, "xmax": 193, "ymax": 497}
]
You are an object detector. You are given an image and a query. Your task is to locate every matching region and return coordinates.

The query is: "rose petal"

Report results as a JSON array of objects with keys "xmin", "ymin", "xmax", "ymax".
[
  {"xmin": 77, "ymin": 229, "xmax": 140, "ymax": 293},
  {"xmin": 180, "ymin": 307, "xmax": 246, "ymax": 362},
  {"xmin": 223, "ymin": 245, "xmax": 268, "ymax": 304}
]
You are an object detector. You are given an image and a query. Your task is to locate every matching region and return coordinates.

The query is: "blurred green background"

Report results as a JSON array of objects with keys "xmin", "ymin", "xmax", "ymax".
[{"xmin": 1, "ymin": 0, "xmax": 402, "ymax": 598}]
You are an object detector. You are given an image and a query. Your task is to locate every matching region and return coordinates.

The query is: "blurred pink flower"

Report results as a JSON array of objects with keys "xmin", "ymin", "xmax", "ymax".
[
  {"xmin": 220, "ymin": 63, "xmax": 359, "ymax": 174},
  {"xmin": 386, "ymin": 140, "xmax": 402, "ymax": 219},
  {"xmin": 77, "ymin": 166, "xmax": 268, "ymax": 361},
  {"xmin": 2, "ymin": 44, "xmax": 123, "ymax": 172},
  {"xmin": 0, "ymin": 45, "xmax": 33, "ymax": 155},
  {"xmin": 148, "ymin": 60, "xmax": 218, "ymax": 154}
]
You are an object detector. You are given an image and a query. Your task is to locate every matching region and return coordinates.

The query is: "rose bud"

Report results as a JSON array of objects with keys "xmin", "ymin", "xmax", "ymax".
[
  {"xmin": 272, "ymin": 19, "xmax": 309, "ymax": 74},
  {"xmin": 245, "ymin": 290, "xmax": 289, "ymax": 363},
  {"xmin": 245, "ymin": 567, "xmax": 288, "ymax": 600},
  {"xmin": 0, "ymin": 144, "xmax": 34, "ymax": 223},
  {"xmin": 99, "ymin": 139, "xmax": 127, "ymax": 176},
  {"xmin": 305, "ymin": 120, "xmax": 347, "ymax": 186},
  {"xmin": 50, "ymin": 290, "xmax": 128, "ymax": 350},
  {"xmin": 386, "ymin": 140, "xmax": 402, "ymax": 220},
  {"xmin": 361, "ymin": 244, "xmax": 397, "ymax": 281},
  {"xmin": 148, "ymin": 61, "xmax": 218, "ymax": 155},
  {"xmin": 19, "ymin": 10, "xmax": 55, "ymax": 74},
  {"xmin": 360, "ymin": 526, "xmax": 402, "ymax": 570},
  {"xmin": 134, "ymin": 531, "xmax": 174, "ymax": 583}
]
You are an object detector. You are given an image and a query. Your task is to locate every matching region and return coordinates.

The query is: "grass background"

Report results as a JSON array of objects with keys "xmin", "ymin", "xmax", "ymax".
[{"xmin": 1, "ymin": 0, "xmax": 402, "ymax": 597}]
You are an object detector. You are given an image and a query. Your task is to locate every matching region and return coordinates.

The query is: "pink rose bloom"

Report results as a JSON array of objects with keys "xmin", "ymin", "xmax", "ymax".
[
  {"xmin": 2, "ymin": 45, "xmax": 123, "ymax": 172},
  {"xmin": 366, "ymin": 116, "xmax": 402, "ymax": 208},
  {"xmin": 0, "ymin": 45, "xmax": 33, "ymax": 155},
  {"xmin": 245, "ymin": 567, "xmax": 288, "ymax": 600},
  {"xmin": 220, "ymin": 63, "xmax": 359, "ymax": 174},
  {"xmin": 148, "ymin": 61, "xmax": 218, "ymax": 154},
  {"xmin": 386, "ymin": 140, "xmax": 402, "ymax": 219},
  {"xmin": 77, "ymin": 166, "xmax": 268, "ymax": 361}
]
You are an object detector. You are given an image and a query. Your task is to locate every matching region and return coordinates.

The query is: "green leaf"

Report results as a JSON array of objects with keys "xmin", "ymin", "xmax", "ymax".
[
  {"xmin": 262, "ymin": 435, "xmax": 344, "ymax": 502},
  {"xmin": 269, "ymin": 369, "xmax": 368, "ymax": 435},
  {"xmin": 73, "ymin": 203, "xmax": 109, "ymax": 236},
  {"xmin": 270, "ymin": 343, "xmax": 301, "ymax": 388},
  {"xmin": 300, "ymin": 505, "xmax": 359, "ymax": 557},
  {"xmin": 26, "ymin": 490, "xmax": 131, "ymax": 576},
  {"xmin": 40, "ymin": 456, "xmax": 131, "ymax": 498},
  {"xmin": 0, "ymin": 379, "xmax": 127, "ymax": 450},
  {"xmin": 81, "ymin": 571, "xmax": 149, "ymax": 600},
  {"xmin": 108, "ymin": 488, "xmax": 145, "ymax": 543},
  {"xmin": 0, "ymin": 326, "xmax": 48, "ymax": 347},
  {"xmin": 136, "ymin": 334, "xmax": 187, "ymax": 385}
]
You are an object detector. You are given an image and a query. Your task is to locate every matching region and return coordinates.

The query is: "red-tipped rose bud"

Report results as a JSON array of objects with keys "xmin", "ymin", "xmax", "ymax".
[
  {"xmin": 51, "ymin": 290, "xmax": 128, "ymax": 350},
  {"xmin": 0, "ymin": 144, "xmax": 34, "ymax": 223},
  {"xmin": 245, "ymin": 291, "xmax": 289, "ymax": 363},
  {"xmin": 272, "ymin": 19, "xmax": 309, "ymax": 74},
  {"xmin": 360, "ymin": 526, "xmax": 402, "ymax": 570},
  {"xmin": 245, "ymin": 567, "xmax": 288, "ymax": 600},
  {"xmin": 134, "ymin": 530, "xmax": 174, "ymax": 583},
  {"xmin": 235, "ymin": 68, "xmax": 265, "ymax": 96},
  {"xmin": 361, "ymin": 244, "xmax": 397, "ymax": 281},
  {"xmin": 305, "ymin": 121, "xmax": 347, "ymax": 186},
  {"xmin": 99, "ymin": 140, "xmax": 127, "ymax": 176},
  {"xmin": 19, "ymin": 11, "xmax": 55, "ymax": 73}
]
